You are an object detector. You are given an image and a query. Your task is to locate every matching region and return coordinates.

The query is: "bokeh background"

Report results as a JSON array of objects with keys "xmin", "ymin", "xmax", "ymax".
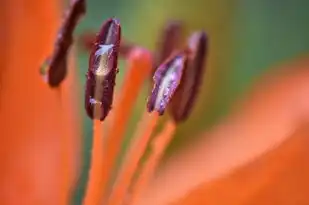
[{"xmin": 72, "ymin": 0, "xmax": 309, "ymax": 203}]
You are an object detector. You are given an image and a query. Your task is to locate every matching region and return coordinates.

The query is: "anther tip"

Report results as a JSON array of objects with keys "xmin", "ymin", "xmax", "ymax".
[{"xmin": 111, "ymin": 18, "xmax": 120, "ymax": 25}]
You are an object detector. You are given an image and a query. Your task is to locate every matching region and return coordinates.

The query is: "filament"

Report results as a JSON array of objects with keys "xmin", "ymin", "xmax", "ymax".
[
  {"xmin": 130, "ymin": 120, "xmax": 176, "ymax": 205},
  {"xmin": 107, "ymin": 112, "xmax": 159, "ymax": 205}
]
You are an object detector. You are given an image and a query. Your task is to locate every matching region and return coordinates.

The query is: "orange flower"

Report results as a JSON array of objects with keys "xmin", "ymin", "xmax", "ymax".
[
  {"xmin": 2, "ymin": 1, "xmax": 309, "ymax": 205},
  {"xmin": 0, "ymin": 1, "xmax": 81, "ymax": 204}
]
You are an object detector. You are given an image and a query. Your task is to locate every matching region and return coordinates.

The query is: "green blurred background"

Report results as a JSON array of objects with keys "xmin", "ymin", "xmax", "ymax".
[{"xmin": 72, "ymin": 0, "xmax": 309, "ymax": 203}]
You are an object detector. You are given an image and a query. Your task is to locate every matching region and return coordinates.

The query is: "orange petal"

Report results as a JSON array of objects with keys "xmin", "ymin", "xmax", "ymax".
[
  {"xmin": 0, "ymin": 1, "xmax": 81, "ymax": 204},
  {"xmin": 173, "ymin": 125, "xmax": 309, "ymax": 205}
]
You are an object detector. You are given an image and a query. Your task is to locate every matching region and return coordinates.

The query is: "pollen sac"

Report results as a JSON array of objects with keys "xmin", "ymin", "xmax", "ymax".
[
  {"xmin": 85, "ymin": 18, "xmax": 121, "ymax": 121},
  {"xmin": 41, "ymin": 0, "xmax": 86, "ymax": 87},
  {"xmin": 147, "ymin": 52, "xmax": 188, "ymax": 115},
  {"xmin": 153, "ymin": 21, "xmax": 184, "ymax": 71},
  {"xmin": 168, "ymin": 31, "xmax": 208, "ymax": 122}
]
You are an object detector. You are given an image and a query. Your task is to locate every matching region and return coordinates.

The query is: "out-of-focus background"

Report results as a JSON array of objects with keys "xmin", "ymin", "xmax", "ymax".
[{"xmin": 72, "ymin": 0, "xmax": 309, "ymax": 203}]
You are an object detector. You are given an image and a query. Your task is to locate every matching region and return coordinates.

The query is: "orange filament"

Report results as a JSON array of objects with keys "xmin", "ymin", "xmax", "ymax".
[
  {"xmin": 83, "ymin": 120, "xmax": 105, "ymax": 205},
  {"xmin": 107, "ymin": 112, "xmax": 159, "ymax": 205},
  {"xmin": 130, "ymin": 120, "xmax": 176, "ymax": 205}
]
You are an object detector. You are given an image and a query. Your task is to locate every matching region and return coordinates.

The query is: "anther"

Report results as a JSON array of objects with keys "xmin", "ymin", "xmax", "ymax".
[
  {"xmin": 85, "ymin": 18, "xmax": 121, "ymax": 121},
  {"xmin": 40, "ymin": 0, "xmax": 86, "ymax": 87},
  {"xmin": 169, "ymin": 31, "xmax": 208, "ymax": 122},
  {"xmin": 147, "ymin": 51, "xmax": 188, "ymax": 115}
]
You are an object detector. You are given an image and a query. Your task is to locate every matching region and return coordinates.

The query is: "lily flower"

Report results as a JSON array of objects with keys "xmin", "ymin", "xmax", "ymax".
[{"xmin": 2, "ymin": 1, "xmax": 309, "ymax": 205}]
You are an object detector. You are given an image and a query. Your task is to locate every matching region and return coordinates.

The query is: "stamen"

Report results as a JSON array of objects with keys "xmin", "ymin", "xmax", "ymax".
[
  {"xmin": 169, "ymin": 31, "xmax": 208, "ymax": 122},
  {"xmin": 40, "ymin": 0, "xmax": 86, "ymax": 87},
  {"xmin": 85, "ymin": 18, "xmax": 121, "ymax": 121},
  {"xmin": 83, "ymin": 18, "xmax": 121, "ymax": 205},
  {"xmin": 95, "ymin": 47, "xmax": 152, "ymax": 204},
  {"xmin": 147, "ymin": 52, "xmax": 188, "ymax": 115}
]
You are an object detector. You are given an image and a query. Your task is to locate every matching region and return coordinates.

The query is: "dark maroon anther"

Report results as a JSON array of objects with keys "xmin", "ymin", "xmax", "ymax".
[
  {"xmin": 153, "ymin": 21, "xmax": 184, "ymax": 70},
  {"xmin": 169, "ymin": 31, "xmax": 208, "ymax": 122},
  {"xmin": 147, "ymin": 51, "xmax": 188, "ymax": 115},
  {"xmin": 85, "ymin": 18, "xmax": 121, "ymax": 121},
  {"xmin": 41, "ymin": 0, "xmax": 86, "ymax": 87}
]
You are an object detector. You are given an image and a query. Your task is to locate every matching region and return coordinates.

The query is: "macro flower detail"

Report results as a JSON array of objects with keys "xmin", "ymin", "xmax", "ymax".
[
  {"xmin": 4, "ymin": 0, "xmax": 309, "ymax": 205},
  {"xmin": 79, "ymin": 13, "xmax": 206, "ymax": 204},
  {"xmin": 37, "ymin": 1, "xmax": 208, "ymax": 204}
]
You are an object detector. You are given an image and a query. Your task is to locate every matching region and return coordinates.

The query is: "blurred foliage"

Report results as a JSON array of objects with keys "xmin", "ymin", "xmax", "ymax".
[{"xmin": 72, "ymin": 0, "xmax": 309, "ymax": 204}]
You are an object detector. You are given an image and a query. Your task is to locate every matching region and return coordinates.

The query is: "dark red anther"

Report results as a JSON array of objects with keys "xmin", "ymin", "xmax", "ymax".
[
  {"xmin": 40, "ymin": 0, "xmax": 86, "ymax": 87},
  {"xmin": 147, "ymin": 51, "xmax": 188, "ymax": 115},
  {"xmin": 85, "ymin": 18, "xmax": 121, "ymax": 121},
  {"xmin": 169, "ymin": 31, "xmax": 208, "ymax": 122},
  {"xmin": 154, "ymin": 21, "xmax": 184, "ymax": 68}
]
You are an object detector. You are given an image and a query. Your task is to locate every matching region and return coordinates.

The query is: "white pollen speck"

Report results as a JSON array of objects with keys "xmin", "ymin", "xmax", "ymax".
[
  {"xmin": 95, "ymin": 44, "xmax": 114, "ymax": 58},
  {"xmin": 89, "ymin": 98, "xmax": 102, "ymax": 105}
]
